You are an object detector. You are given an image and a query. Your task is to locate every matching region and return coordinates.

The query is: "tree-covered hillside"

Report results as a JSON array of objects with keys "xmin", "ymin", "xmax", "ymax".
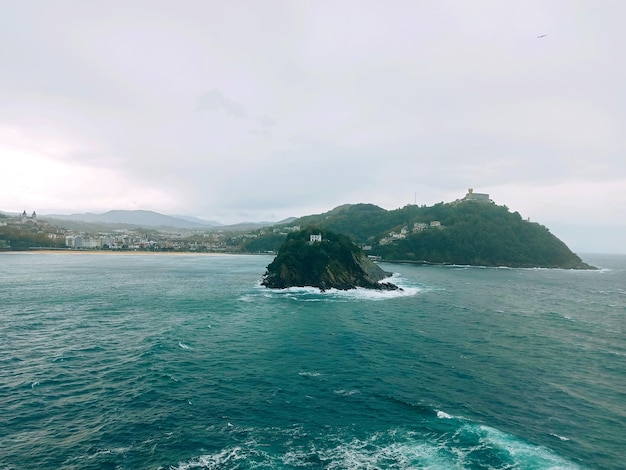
[
  {"xmin": 294, "ymin": 204, "xmax": 390, "ymax": 241},
  {"xmin": 262, "ymin": 227, "xmax": 398, "ymax": 290},
  {"xmin": 245, "ymin": 201, "xmax": 594, "ymax": 269},
  {"xmin": 0, "ymin": 226, "xmax": 65, "ymax": 250},
  {"xmin": 372, "ymin": 203, "xmax": 591, "ymax": 268}
]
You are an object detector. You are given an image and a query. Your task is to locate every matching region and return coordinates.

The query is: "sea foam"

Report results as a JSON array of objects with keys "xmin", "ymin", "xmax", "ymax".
[
  {"xmin": 252, "ymin": 273, "xmax": 422, "ymax": 302},
  {"xmin": 172, "ymin": 422, "xmax": 580, "ymax": 470}
]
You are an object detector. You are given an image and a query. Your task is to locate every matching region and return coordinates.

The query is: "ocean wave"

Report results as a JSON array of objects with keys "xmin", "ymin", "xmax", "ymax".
[
  {"xmin": 172, "ymin": 446, "xmax": 249, "ymax": 470},
  {"xmin": 251, "ymin": 274, "xmax": 423, "ymax": 302},
  {"xmin": 298, "ymin": 371, "xmax": 322, "ymax": 377},
  {"xmin": 171, "ymin": 421, "xmax": 579, "ymax": 470},
  {"xmin": 334, "ymin": 389, "xmax": 360, "ymax": 396}
]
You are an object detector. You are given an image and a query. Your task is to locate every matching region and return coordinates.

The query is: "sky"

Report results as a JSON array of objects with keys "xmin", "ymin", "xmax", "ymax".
[{"xmin": 1, "ymin": 1, "xmax": 625, "ymax": 253}]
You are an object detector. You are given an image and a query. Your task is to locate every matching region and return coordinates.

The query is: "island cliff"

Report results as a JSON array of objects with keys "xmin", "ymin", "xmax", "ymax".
[{"xmin": 261, "ymin": 228, "xmax": 400, "ymax": 291}]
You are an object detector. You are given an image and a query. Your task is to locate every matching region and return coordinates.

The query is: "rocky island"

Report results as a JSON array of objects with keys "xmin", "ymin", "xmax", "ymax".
[{"xmin": 261, "ymin": 228, "xmax": 400, "ymax": 291}]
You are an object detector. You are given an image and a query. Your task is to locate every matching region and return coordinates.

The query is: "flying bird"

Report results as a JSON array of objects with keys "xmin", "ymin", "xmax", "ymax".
[{"xmin": 537, "ymin": 34, "xmax": 547, "ymax": 38}]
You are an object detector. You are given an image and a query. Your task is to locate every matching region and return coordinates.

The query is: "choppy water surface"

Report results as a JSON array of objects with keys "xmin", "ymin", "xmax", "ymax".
[{"xmin": 1, "ymin": 252, "xmax": 624, "ymax": 469}]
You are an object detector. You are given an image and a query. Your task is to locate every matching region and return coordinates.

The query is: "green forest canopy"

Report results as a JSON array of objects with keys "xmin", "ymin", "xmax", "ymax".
[{"xmin": 245, "ymin": 201, "xmax": 593, "ymax": 269}]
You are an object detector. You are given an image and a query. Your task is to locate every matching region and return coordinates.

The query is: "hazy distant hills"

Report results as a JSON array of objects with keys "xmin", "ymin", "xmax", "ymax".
[
  {"xmin": 44, "ymin": 210, "xmax": 218, "ymax": 229},
  {"xmin": 173, "ymin": 214, "xmax": 224, "ymax": 227},
  {"xmin": 42, "ymin": 210, "xmax": 296, "ymax": 231}
]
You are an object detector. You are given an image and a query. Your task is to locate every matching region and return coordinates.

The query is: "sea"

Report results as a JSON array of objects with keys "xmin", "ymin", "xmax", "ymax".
[{"xmin": 1, "ymin": 252, "xmax": 624, "ymax": 470}]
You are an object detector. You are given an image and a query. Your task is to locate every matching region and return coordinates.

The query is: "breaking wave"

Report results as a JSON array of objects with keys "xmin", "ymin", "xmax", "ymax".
[
  {"xmin": 252, "ymin": 273, "xmax": 423, "ymax": 302},
  {"xmin": 171, "ymin": 419, "xmax": 579, "ymax": 470}
]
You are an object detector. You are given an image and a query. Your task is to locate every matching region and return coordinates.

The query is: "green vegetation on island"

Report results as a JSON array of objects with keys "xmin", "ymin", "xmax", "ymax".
[
  {"xmin": 262, "ymin": 228, "xmax": 400, "ymax": 291},
  {"xmin": 250, "ymin": 200, "xmax": 595, "ymax": 269}
]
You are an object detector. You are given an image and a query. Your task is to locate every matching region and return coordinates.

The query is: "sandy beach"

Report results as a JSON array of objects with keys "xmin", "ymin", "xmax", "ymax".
[{"xmin": 0, "ymin": 249, "xmax": 248, "ymax": 256}]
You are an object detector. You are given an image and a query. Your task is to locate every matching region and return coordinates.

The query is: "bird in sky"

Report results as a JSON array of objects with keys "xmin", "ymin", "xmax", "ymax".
[{"xmin": 537, "ymin": 34, "xmax": 547, "ymax": 38}]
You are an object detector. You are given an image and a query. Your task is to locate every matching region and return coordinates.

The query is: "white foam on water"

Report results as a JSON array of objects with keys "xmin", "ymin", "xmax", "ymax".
[
  {"xmin": 298, "ymin": 371, "xmax": 322, "ymax": 377},
  {"xmin": 546, "ymin": 311, "xmax": 576, "ymax": 322},
  {"xmin": 172, "ymin": 421, "xmax": 580, "ymax": 470},
  {"xmin": 436, "ymin": 410, "xmax": 453, "ymax": 419},
  {"xmin": 283, "ymin": 430, "xmax": 464, "ymax": 469},
  {"xmin": 464, "ymin": 423, "xmax": 581, "ymax": 469},
  {"xmin": 550, "ymin": 432, "xmax": 571, "ymax": 441},
  {"xmin": 326, "ymin": 283, "xmax": 423, "ymax": 301},
  {"xmin": 70, "ymin": 446, "xmax": 132, "ymax": 465},
  {"xmin": 251, "ymin": 273, "xmax": 424, "ymax": 302},
  {"xmin": 172, "ymin": 446, "xmax": 248, "ymax": 470}
]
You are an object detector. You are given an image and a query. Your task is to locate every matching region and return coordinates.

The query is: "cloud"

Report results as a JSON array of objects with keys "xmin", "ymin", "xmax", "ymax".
[
  {"xmin": 257, "ymin": 116, "xmax": 276, "ymax": 128},
  {"xmin": 0, "ymin": 0, "xmax": 625, "ymax": 252},
  {"xmin": 248, "ymin": 128, "xmax": 272, "ymax": 137},
  {"xmin": 0, "ymin": 134, "xmax": 178, "ymax": 214},
  {"xmin": 196, "ymin": 89, "xmax": 247, "ymax": 118}
]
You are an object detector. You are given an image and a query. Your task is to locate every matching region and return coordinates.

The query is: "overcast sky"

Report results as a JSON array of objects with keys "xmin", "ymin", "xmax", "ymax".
[{"xmin": 1, "ymin": 1, "xmax": 624, "ymax": 252}]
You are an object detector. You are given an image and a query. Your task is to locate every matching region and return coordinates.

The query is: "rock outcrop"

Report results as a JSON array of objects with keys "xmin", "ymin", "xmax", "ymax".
[{"xmin": 261, "ymin": 228, "xmax": 400, "ymax": 291}]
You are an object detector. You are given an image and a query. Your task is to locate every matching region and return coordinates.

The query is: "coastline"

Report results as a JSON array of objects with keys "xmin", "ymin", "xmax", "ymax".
[{"xmin": 0, "ymin": 249, "xmax": 259, "ymax": 256}]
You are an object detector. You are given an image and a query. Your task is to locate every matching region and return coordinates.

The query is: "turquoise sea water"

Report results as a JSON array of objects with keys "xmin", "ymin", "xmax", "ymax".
[{"xmin": 1, "ymin": 252, "xmax": 624, "ymax": 469}]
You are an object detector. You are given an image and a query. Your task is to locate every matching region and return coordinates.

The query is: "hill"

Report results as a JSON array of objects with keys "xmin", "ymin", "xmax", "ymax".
[
  {"xmin": 249, "ymin": 201, "xmax": 594, "ymax": 269},
  {"xmin": 261, "ymin": 228, "xmax": 400, "ymax": 291},
  {"xmin": 42, "ymin": 210, "xmax": 295, "ymax": 232},
  {"xmin": 0, "ymin": 225, "xmax": 65, "ymax": 250},
  {"xmin": 44, "ymin": 210, "xmax": 218, "ymax": 229}
]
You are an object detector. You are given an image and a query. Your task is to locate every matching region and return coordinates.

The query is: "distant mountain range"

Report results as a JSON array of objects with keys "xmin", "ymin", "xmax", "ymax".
[
  {"xmin": 43, "ymin": 210, "xmax": 218, "ymax": 229},
  {"xmin": 39, "ymin": 210, "xmax": 296, "ymax": 231}
]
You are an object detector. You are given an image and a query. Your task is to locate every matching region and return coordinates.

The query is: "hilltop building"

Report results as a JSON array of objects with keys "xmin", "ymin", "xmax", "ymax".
[
  {"xmin": 20, "ymin": 211, "xmax": 38, "ymax": 224},
  {"xmin": 463, "ymin": 188, "xmax": 491, "ymax": 203},
  {"xmin": 4, "ymin": 210, "xmax": 38, "ymax": 226}
]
